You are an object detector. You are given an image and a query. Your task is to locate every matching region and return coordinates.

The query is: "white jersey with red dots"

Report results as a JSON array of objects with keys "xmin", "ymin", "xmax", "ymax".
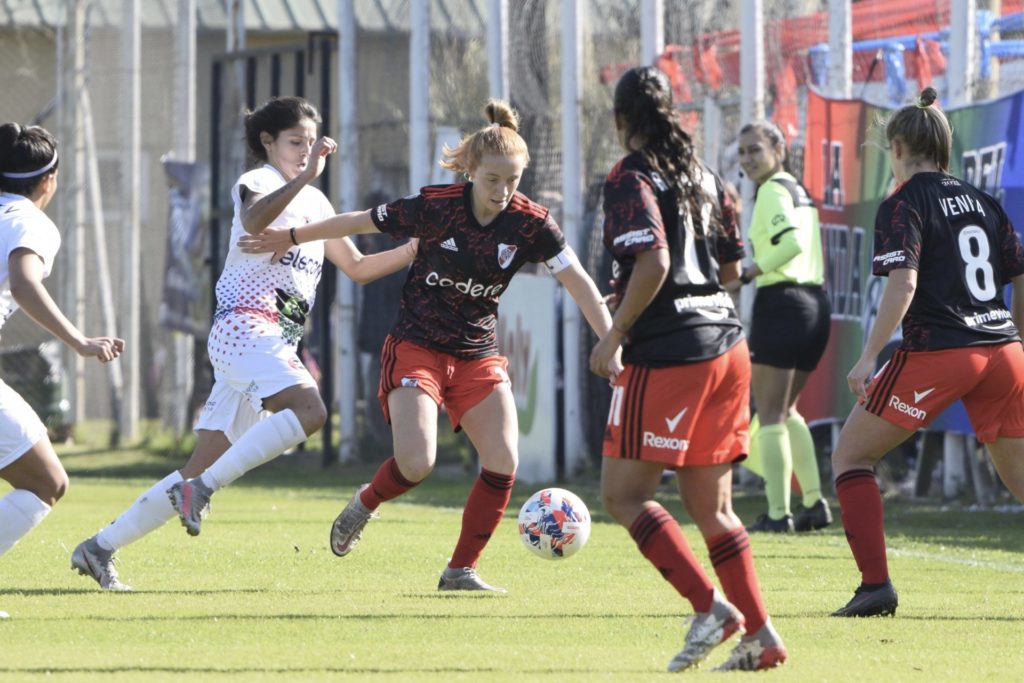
[{"xmin": 212, "ymin": 165, "xmax": 332, "ymax": 355}]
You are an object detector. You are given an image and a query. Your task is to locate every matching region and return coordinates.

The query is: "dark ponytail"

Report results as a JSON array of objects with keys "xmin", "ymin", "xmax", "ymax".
[
  {"xmin": 0, "ymin": 122, "xmax": 60, "ymax": 196},
  {"xmin": 613, "ymin": 66, "xmax": 717, "ymax": 235}
]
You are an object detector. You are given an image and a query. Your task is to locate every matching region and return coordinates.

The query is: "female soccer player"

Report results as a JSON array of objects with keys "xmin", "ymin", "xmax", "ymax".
[
  {"xmin": 726, "ymin": 120, "xmax": 832, "ymax": 533},
  {"xmin": 588, "ymin": 67, "xmax": 786, "ymax": 672},
  {"xmin": 831, "ymin": 87, "xmax": 1024, "ymax": 617},
  {"xmin": 0, "ymin": 123, "xmax": 124, "ymax": 599},
  {"xmin": 72, "ymin": 96, "xmax": 415, "ymax": 590},
  {"xmin": 239, "ymin": 99, "xmax": 619, "ymax": 592}
]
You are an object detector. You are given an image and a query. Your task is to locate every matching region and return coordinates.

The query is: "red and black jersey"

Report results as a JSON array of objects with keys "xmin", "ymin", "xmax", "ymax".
[
  {"xmin": 603, "ymin": 153, "xmax": 745, "ymax": 365},
  {"xmin": 873, "ymin": 172, "xmax": 1024, "ymax": 351},
  {"xmin": 371, "ymin": 183, "xmax": 566, "ymax": 358}
]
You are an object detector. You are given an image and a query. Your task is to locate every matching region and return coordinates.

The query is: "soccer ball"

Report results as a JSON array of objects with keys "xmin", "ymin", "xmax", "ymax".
[{"xmin": 517, "ymin": 487, "xmax": 591, "ymax": 560}]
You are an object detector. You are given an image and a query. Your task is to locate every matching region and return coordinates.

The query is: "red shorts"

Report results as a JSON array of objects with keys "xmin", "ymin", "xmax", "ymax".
[
  {"xmin": 602, "ymin": 341, "xmax": 751, "ymax": 468},
  {"xmin": 864, "ymin": 342, "xmax": 1024, "ymax": 442},
  {"xmin": 378, "ymin": 336, "xmax": 510, "ymax": 431}
]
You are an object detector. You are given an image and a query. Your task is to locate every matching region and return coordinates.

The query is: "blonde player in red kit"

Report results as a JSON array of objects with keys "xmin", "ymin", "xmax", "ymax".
[
  {"xmin": 239, "ymin": 100, "xmax": 620, "ymax": 593},
  {"xmin": 831, "ymin": 87, "xmax": 1024, "ymax": 618}
]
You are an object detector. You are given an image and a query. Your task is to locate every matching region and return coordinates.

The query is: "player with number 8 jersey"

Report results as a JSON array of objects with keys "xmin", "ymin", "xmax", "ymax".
[{"xmin": 831, "ymin": 87, "xmax": 1024, "ymax": 619}]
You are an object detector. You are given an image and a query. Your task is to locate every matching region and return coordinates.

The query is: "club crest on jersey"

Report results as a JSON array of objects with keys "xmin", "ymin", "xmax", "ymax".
[{"xmin": 497, "ymin": 243, "xmax": 518, "ymax": 269}]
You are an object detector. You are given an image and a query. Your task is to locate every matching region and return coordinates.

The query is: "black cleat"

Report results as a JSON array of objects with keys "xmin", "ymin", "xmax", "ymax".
[
  {"xmin": 794, "ymin": 499, "xmax": 833, "ymax": 532},
  {"xmin": 746, "ymin": 513, "xmax": 794, "ymax": 533},
  {"xmin": 831, "ymin": 580, "xmax": 899, "ymax": 617}
]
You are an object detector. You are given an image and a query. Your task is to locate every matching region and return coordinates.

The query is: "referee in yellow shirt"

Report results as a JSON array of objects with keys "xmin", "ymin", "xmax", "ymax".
[{"xmin": 726, "ymin": 120, "xmax": 832, "ymax": 533}]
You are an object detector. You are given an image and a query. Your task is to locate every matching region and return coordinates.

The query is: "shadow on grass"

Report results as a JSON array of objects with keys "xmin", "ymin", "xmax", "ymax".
[
  {"xmin": 0, "ymin": 665, "xmax": 655, "ymax": 675},
  {"xmin": 60, "ymin": 447, "xmax": 1024, "ymax": 556}
]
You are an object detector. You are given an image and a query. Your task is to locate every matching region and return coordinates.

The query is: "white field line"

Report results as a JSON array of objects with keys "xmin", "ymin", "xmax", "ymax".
[{"xmin": 888, "ymin": 547, "xmax": 1024, "ymax": 573}]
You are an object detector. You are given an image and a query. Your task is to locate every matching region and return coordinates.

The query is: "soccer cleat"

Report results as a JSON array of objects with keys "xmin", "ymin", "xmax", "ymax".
[
  {"xmin": 437, "ymin": 566, "xmax": 507, "ymax": 593},
  {"xmin": 745, "ymin": 513, "xmax": 795, "ymax": 533},
  {"xmin": 831, "ymin": 579, "xmax": 899, "ymax": 617},
  {"xmin": 713, "ymin": 620, "xmax": 788, "ymax": 672},
  {"xmin": 71, "ymin": 536, "xmax": 131, "ymax": 592},
  {"xmin": 667, "ymin": 590, "xmax": 745, "ymax": 672},
  {"xmin": 794, "ymin": 498, "xmax": 833, "ymax": 532},
  {"xmin": 330, "ymin": 484, "xmax": 377, "ymax": 557},
  {"xmin": 0, "ymin": 610, "xmax": 8, "ymax": 619},
  {"xmin": 167, "ymin": 478, "xmax": 213, "ymax": 536}
]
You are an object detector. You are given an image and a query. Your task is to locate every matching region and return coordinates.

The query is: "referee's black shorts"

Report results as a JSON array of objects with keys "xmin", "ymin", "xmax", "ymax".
[{"xmin": 748, "ymin": 282, "xmax": 831, "ymax": 371}]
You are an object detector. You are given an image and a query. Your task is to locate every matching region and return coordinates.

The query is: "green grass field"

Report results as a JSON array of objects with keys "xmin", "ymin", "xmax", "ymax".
[{"xmin": 2, "ymin": 443, "xmax": 1022, "ymax": 682}]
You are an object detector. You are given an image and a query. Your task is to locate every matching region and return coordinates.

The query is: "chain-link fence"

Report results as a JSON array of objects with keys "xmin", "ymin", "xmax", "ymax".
[{"xmin": 1, "ymin": 0, "xmax": 1021, "ymax": 490}]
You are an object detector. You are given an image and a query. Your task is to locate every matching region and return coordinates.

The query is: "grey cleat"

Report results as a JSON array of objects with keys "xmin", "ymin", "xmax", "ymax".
[
  {"xmin": 167, "ymin": 478, "xmax": 213, "ymax": 536},
  {"xmin": 71, "ymin": 536, "xmax": 131, "ymax": 592},
  {"xmin": 437, "ymin": 566, "xmax": 507, "ymax": 593},
  {"xmin": 713, "ymin": 620, "xmax": 788, "ymax": 671},
  {"xmin": 330, "ymin": 484, "xmax": 377, "ymax": 557},
  {"xmin": 667, "ymin": 590, "xmax": 744, "ymax": 672}
]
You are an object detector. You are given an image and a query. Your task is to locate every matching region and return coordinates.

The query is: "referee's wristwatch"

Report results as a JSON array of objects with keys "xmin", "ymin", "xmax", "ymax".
[{"xmin": 739, "ymin": 269, "xmax": 753, "ymax": 285}]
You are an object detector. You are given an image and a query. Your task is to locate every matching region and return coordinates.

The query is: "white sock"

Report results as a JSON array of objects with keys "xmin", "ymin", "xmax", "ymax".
[
  {"xmin": 0, "ymin": 490, "xmax": 51, "ymax": 557},
  {"xmin": 95, "ymin": 471, "xmax": 183, "ymax": 552},
  {"xmin": 200, "ymin": 409, "xmax": 306, "ymax": 490}
]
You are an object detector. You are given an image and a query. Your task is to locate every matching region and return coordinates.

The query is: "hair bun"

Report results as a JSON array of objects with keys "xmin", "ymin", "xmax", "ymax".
[
  {"xmin": 0, "ymin": 122, "xmax": 22, "ymax": 153},
  {"xmin": 917, "ymin": 87, "xmax": 938, "ymax": 108},
  {"xmin": 483, "ymin": 99, "xmax": 520, "ymax": 133}
]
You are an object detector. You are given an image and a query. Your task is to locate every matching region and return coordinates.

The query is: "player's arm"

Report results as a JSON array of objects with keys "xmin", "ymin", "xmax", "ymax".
[
  {"xmin": 8, "ymin": 248, "xmax": 124, "ymax": 362},
  {"xmin": 588, "ymin": 247, "xmax": 668, "ymax": 379},
  {"xmin": 325, "ymin": 237, "xmax": 418, "ymax": 285},
  {"xmin": 553, "ymin": 256, "xmax": 614, "ymax": 337},
  {"xmin": 238, "ymin": 209, "xmax": 379, "ymax": 258},
  {"xmin": 847, "ymin": 267, "xmax": 917, "ymax": 399},
  {"xmin": 241, "ymin": 136, "xmax": 337, "ymax": 235}
]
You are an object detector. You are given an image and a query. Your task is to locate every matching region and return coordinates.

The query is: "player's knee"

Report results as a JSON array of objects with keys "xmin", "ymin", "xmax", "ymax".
[
  {"xmin": 296, "ymin": 400, "xmax": 328, "ymax": 436},
  {"xmin": 35, "ymin": 471, "xmax": 69, "ymax": 506},
  {"xmin": 395, "ymin": 455, "xmax": 434, "ymax": 482},
  {"xmin": 599, "ymin": 490, "xmax": 632, "ymax": 526}
]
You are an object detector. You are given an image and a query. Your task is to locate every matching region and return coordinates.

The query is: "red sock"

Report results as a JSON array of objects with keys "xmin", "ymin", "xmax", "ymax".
[
  {"xmin": 629, "ymin": 505, "xmax": 714, "ymax": 613},
  {"xmin": 835, "ymin": 469, "xmax": 888, "ymax": 585},
  {"xmin": 449, "ymin": 469, "xmax": 514, "ymax": 569},
  {"xmin": 360, "ymin": 457, "xmax": 419, "ymax": 510},
  {"xmin": 707, "ymin": 527, "xmax": 767, "ymax": 633}
]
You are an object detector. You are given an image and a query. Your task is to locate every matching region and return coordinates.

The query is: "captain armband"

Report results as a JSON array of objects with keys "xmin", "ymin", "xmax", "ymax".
[{"xmin": 544, "ymin": 246, "xmax": 579, "ymax": 275}]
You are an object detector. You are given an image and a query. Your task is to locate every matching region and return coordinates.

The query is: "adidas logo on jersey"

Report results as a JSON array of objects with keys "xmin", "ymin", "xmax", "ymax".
[{"xmin": 441, "ymin": 237, "xmax": 459, "ymax": 252}]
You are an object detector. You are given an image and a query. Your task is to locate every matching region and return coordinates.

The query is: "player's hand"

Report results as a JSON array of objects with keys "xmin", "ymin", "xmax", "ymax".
[
  {"xmin": 302, "ymin": 136, "xmax": 337, "ymax": 182},
  {"xmin": 77, "ymin": 336, "xmax": 125, "ymax": 363},
  {"xmin": 590, "ymin": 330, "xmax": 624, "ymax": 380},
  {"xmin": 603, "ymin": 279, "xmax": 620, "ymax": 312},
  {"xmin": 846, "ymin": 355, "xmax": 877, "ymax": 400},
  {"xmin": 722, "ymin": 278, "xmax": 743, "ymax": 294},
  {"xmin": 238, "ymin": 227, "xmax": 293, "ymax": 263}
]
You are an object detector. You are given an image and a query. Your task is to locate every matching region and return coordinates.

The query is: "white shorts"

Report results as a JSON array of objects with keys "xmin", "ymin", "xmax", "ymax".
[
  {"xmin": 195, "ymin": 319, "xmax": 316, "ymax": 443},
  {"xmin": 0, "ymin": 379, "xmax": 48, "ymax": 469}
]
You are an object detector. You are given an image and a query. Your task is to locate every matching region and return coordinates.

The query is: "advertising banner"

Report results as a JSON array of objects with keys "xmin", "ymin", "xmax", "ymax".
[
  {"xmin": 497, "ymin": 273, "xmax": 558, "ymax": 483},
  {"xmin": 159, "ymin": 159, "xmax": 209, "ymax": 337}
]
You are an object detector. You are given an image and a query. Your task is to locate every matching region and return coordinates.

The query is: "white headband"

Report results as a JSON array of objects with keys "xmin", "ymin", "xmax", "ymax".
[{"xmin": 2, "ymin": 152, "xmax": 58, "ymax": 179}]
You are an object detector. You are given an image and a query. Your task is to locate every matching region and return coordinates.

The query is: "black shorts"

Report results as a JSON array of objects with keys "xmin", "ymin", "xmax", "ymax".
[{"xmin": 749, "ymin": 283, "xmax": 831, "ymax": 371}]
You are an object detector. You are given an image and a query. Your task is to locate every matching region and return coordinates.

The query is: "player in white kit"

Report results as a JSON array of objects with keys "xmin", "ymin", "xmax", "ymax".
[
  {"xmin": 72, "ymin": 97, "xmax": 415, "ymax": 590},
  {"xmin": 0, "ymin": 122, "xmax": 124, "ymax": 616}
]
